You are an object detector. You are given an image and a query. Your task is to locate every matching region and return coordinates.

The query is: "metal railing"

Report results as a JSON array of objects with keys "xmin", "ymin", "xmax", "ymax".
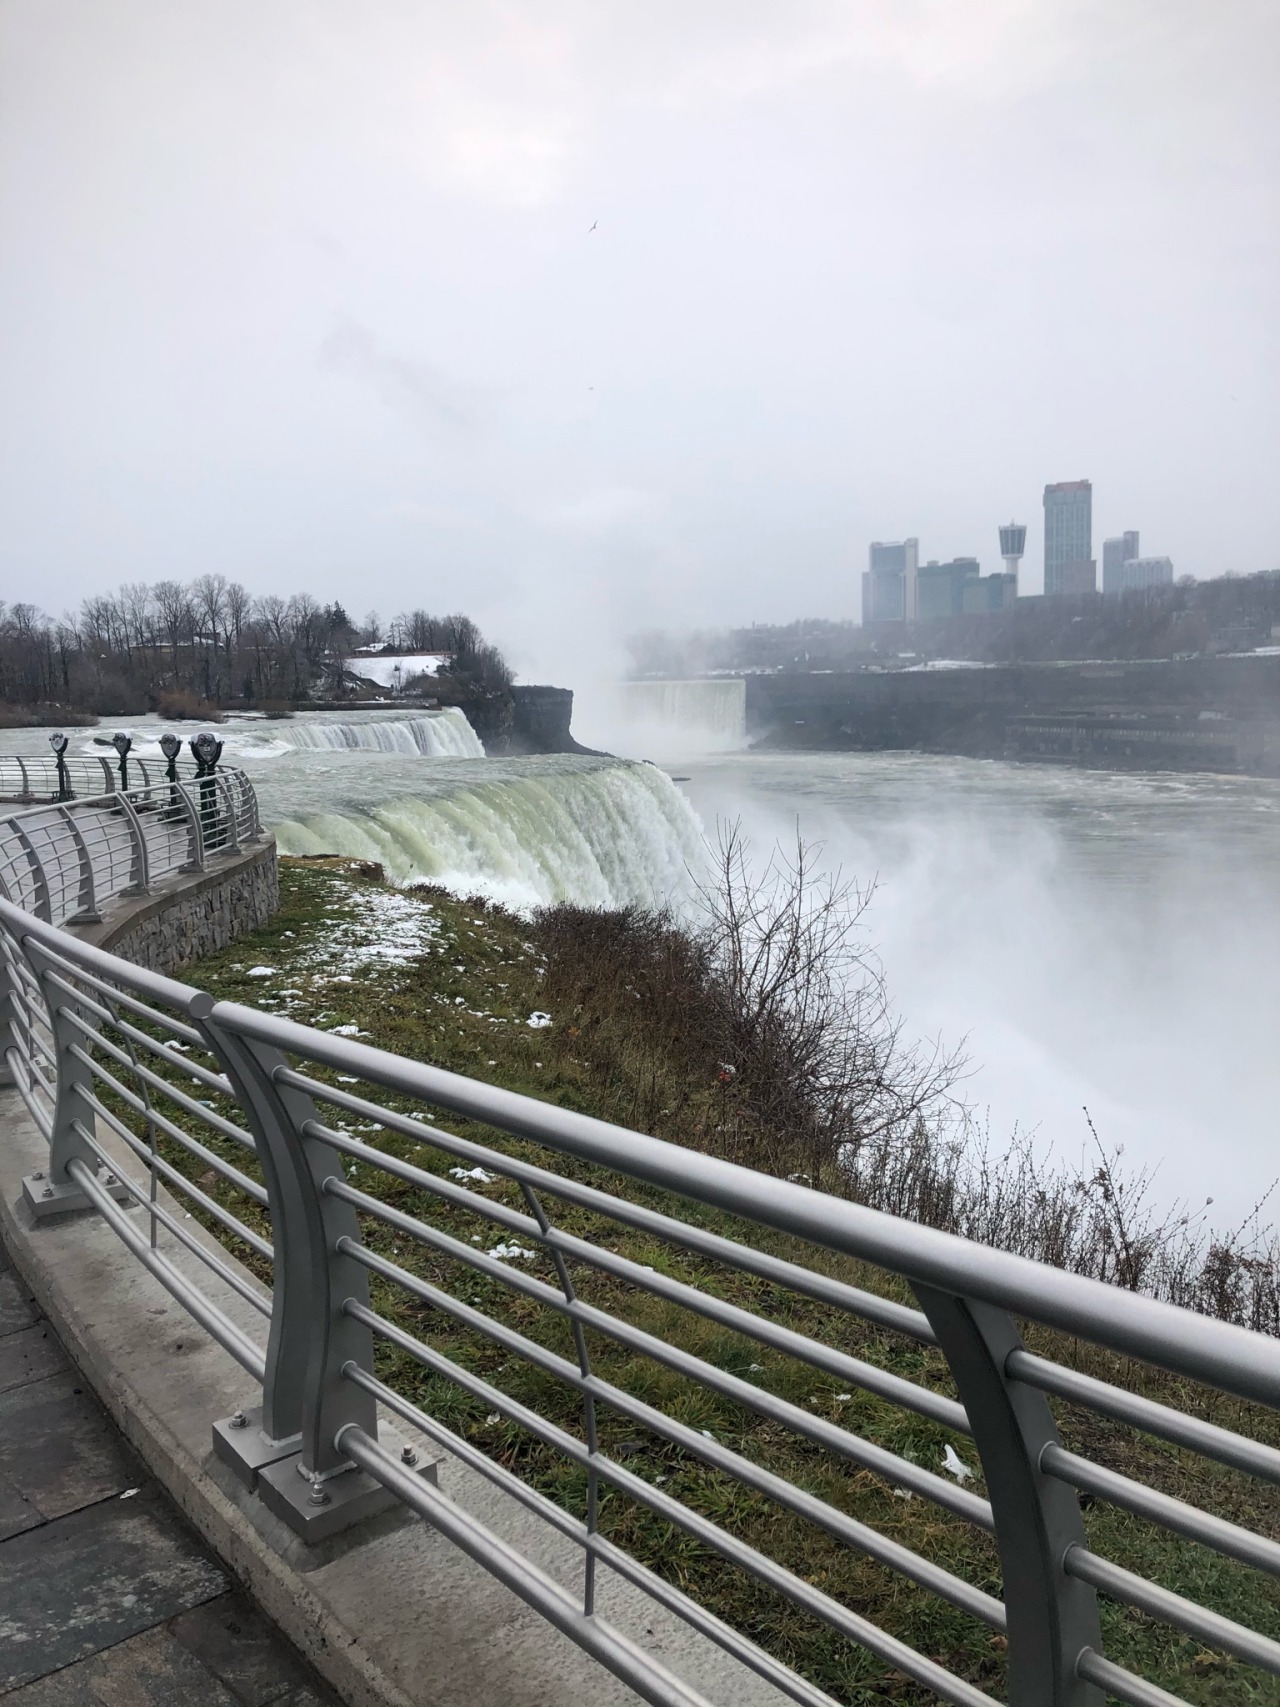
[
  {"xmin": 1, "ymin": 790, "xmax": 1278, "ymax": 1707},
  {"xmin": 0, "ymin": 751, "xmax": 228, "ymax": 803},
  {"xmin": 0, "ymin": 769, "xmax": 260, "ymax": 926}
]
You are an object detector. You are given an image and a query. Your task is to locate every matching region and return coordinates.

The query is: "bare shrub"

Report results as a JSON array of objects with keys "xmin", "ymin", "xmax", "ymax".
[
  {"xmin": 154, "ymin": 689, "xmax": 226, "ymax": 722},
  {"xmin": 695, "ymin": 823, "xmax": 969, "ymax": 1188}
]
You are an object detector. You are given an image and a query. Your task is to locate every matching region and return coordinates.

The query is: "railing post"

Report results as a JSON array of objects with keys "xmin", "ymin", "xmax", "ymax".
[
  {"xmin": 913, "ymin": 1287, "xmax": 1104, "ymax": 1707},
  {"xmin": 214, "ymin": 775, "xmax": 240, "ymax": 853},
  {"xmin": 18, "ymin": 936, "xmax": 130, "ymax": 1217},
  {"xmin": 175, "ymin": 781, "xmax": 206, "ymax": 871},
  {"xmin": 200, "ymin": 1018, "xmax": 396, "ymax": 1539},
  {"xmin": 9, "ymin": 819, "xmax": 53, "ymax": 922},
  {"xmin": 56, "ymin": 805, "xmax": 101, "ymax": 924},
  {"xmin": 114, "ymin": 790, "xmax": 151, "ymax": 894}
]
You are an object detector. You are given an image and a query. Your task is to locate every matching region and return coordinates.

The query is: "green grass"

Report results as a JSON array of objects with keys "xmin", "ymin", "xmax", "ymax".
[{"xmin": 111, "ymin": 858, "xmax": 1280, "ymax": 1706}]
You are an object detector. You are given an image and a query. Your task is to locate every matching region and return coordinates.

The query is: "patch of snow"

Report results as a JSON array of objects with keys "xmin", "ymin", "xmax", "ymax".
[
  {"xmin": 526, "ymin": 1011, "xmax": 552, "ymax": 1029},
  {"xmin": 246, "ymin": 966, "xmax": 276, "ymax": 978},
  {"xmin": 489, "ymin": 1242, "xmax": 537, "ymax": 1262},
  {"xmin": 330, "ymin": 1024, "xmax": 367, "ymax": 1037},
  {"xmin": 942, "ymin": 1444, "xmax": 974, "ymax": 1483},
  {"xmin": 449, "ymin": 1166, "xmax": 496, "ymax": 1184}
]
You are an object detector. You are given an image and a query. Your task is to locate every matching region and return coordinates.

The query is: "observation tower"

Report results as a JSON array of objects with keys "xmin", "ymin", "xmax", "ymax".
[{"xmin": 998, "ymin": 521, "xmax": 1027, "ymax": 593}]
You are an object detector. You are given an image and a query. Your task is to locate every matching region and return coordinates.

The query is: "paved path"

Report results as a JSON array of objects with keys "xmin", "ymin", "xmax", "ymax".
[{"xmin": 0, "ymin": 1235, "xmax": 340, "ymax": 1706}]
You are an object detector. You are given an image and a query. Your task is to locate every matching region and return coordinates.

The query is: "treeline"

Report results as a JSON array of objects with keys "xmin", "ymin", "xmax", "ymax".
[
  {"xmin": 630, "ymin": 567, "xmax": 1280, "ymax": 676},
  {"xmin": 0, "ymin": 577, "xmax": 511, "ymax": 718}
]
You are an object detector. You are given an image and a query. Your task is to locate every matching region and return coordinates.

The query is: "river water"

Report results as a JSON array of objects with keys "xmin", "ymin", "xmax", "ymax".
[{"xmin": 4, "ymin": 703, "xmax": 1276, "ymax": 1218}]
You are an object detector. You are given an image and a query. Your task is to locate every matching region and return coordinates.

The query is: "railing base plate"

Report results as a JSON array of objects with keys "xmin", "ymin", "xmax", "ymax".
[
  {"xmin": 256, "ymin": 1433, "xmax": 438, "ymax": 1544},
  {"xmin": 23, "ymin": 1168, "xmax": 131, "ymax": 1219},
  {"xmin": 212, "ymin": 1407, "xmax": 303, "ymax": 1490}
]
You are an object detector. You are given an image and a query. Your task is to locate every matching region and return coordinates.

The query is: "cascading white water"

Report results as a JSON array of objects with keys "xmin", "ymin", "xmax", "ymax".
[
  {"xmin": 274, "ymin": 760, "xmax": 707, "ymax": 912},
  {"xmin": 276, "ymin": 710, "xmax": 483, "ymax": 757},
  {"xmin": 589, "ymin": 680, "xmax": 746, "ymax": 756}
]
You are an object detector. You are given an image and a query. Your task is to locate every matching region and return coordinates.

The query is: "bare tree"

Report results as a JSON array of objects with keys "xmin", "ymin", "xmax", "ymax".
[{"xmin": 696, "ymin": 823, "xmax": 969, "ymax": 1187}]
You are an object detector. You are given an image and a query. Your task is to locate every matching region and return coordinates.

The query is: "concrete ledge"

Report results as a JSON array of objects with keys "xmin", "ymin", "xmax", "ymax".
[
  {"xmin": 0, "ymin": 1089, "xmax": 791, "ymax": 1707},
  {"xmin": 64, "ymin": 838, "xmax": 278, "ymax": 973}
]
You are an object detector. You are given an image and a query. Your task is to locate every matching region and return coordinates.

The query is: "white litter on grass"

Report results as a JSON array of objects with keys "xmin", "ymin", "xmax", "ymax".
[
  {"xmin": 489, "ymin": 1242, "xmax": 537, "ymax": 1262},
  {"xmin": 337, "ymin": 1075, "xmax": 359, "ymax": 1083},
  {"xmin": 485, "ymin": 1413, "xmax": 502, "ymax": 1425},
  {"xmin": 450, "ymin": 1167, "xmax": 496, "ymax": 1184},
  {"xmin": 526, "ymin": 1012, "xmax": 552, "ymax": 1029},
  {"xmin": 246, "ymin": 966, "xmax": 275, "ymax": 978},
  {"xmin": 942, "ymin": 1444, "xmax": 974, "ymax": 1483},
  {"xmin": 329, "ymin": 1024, "xmax": 367, "ymax": 1037},
  {"xmin": 163, "ymin": 1041, "xmax": 190, "ymax": 1053},
  {"xmin": 748, "ymin": 1363, "xmax": 765, "ymax": 1374},
  {"xmin": 893, "ymin": 1487, "xmax": 913, "ymax": 1501},
  {"xmin": 836, "ymin": 1393, "xmax": 852, "ymax": 1402}
]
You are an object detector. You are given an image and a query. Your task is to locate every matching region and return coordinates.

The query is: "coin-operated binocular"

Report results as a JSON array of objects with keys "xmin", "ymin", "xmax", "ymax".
[
  {"xmin": 110, "ymin": 731, "xmax": 133, "ymax": 792},
  {"xmin": 48, "ymin": 731, "xmax": 71, "ymax": 801},
  {"xmin": 190, "ymin": 731, "xmax": 223, "ymax": 775},
  {"xmin": 159, "ymin": 731, "xmax": 182, "ymax": 782}
]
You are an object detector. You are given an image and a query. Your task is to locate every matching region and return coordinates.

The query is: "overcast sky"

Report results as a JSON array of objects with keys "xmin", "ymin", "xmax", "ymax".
[{"xmin": 2, "ymin": 2, "xmax": 1276, "ymax": 678}]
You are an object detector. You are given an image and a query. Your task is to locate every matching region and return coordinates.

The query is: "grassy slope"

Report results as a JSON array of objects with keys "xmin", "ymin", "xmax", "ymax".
[{"xmin": 169, "ymin": 858, "xmax": 1279, "ymax": 1706}]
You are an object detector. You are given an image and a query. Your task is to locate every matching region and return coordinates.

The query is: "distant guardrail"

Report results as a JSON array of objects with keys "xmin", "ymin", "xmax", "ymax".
[
  {"xmin": 0, "ymin": 750, "xmax": 230, "ymax": 804},
  {"xmin": 0, "ymin": 768, "xmax": 260, "ymax": 926},
  {"xmin": 1, "ymin": 781, "xmax": 1279, "ymax": 1707}
]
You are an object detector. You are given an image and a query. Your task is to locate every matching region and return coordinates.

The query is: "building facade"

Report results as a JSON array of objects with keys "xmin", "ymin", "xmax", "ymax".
[
  {"xmin": 1119, "ymin": 556, "xmax": 1174, "ymax": 594},
  {"xmin": 1102, "ymin": 531, "xmax": 1141, "ymax": 596},
  {"xmin": 1043, "ymin": 480, "xmax": 1094, "ymax": 597},
  {"xmin": 861, "ymin": 538, "xmax": 919, "ymax": 624},
  {"xmin": 916, "ymin": 557, "xmax": 980, "ymax": 621}
]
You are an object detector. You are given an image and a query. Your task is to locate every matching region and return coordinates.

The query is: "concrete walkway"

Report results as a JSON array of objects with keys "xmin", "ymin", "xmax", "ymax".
[{"xmin": 0, "ymin": 1235, "xmax": 339, "ymax": 1706}]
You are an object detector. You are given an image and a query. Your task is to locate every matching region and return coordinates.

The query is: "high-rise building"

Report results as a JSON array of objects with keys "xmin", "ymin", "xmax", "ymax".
[
  {"xmin": 861, "ymin": 538, "xmax": 919, "ymax": 624},
  {"xmin": 1043, "ymin": 480, "xmax": 1094, "ymax": 597},
  {"xmin": 916, "ymin": 557, "xmax": 980, "ymax": 621},
  {"xmin": 1102, "ymin": 531, "xmax": 1140, "ymax": 595},
  {"xmin": 998, "ymin": 522, "xmax": 1027, "ymax": 593},
  {"xmin": 1120, "ymin": 556, "xmax": 1174, "ymax": 594}
]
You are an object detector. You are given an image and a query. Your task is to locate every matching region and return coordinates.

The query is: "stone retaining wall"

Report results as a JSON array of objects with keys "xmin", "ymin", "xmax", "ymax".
[{"xmin": 65, "ymin": 838, "xmax": 278, "ymax": 973}]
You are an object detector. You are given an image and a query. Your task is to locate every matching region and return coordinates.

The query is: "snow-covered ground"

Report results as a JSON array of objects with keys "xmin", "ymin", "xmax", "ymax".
[{"xmin": 346, "ymin": 653, "xmax": 450, "ymax": 688}]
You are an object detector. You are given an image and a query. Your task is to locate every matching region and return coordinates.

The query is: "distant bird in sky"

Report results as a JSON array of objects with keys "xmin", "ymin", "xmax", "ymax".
[{"xmin": 588, "ymin": 221, "xmax": 597, "ymax": 233}]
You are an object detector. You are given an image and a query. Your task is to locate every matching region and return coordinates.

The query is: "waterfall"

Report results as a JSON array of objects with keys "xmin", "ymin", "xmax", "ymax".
[
  {"xmin": 612, "ymin": 680, "xmax": 746, "ymax": 750},
  {"xmin": 273, "ymin": 760, "xmax": 707, "ymax": 912},
  {"xmin": 275, "ymin": 710, "xmax": 483, "ymax": 757}
]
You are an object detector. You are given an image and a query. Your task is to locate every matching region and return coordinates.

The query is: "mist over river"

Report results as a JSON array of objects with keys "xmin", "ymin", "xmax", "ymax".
[{"xmin": 4, "ymin": 706, "xmax": 1276, "ymax": 1220}]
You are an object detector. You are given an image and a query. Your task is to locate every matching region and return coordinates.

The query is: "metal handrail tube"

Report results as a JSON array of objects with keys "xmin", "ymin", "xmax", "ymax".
[
  {"xmin": 1073, "ymin": 1649, "xmax": 1192, "ymax": 1707},
  {"xmin": 68, "ymin": 1063, "xmax": 269, "ymax": 1207},
  {"xmin": 61, "ymin": 1012, "xmax": 256, "ymax": 1152},
  {"xmin": 341, "ymin": 1308, "xmax": 1002, "ymax": 1706},
  {"xmin": 1063, "ymin": 1545, "xmax": 1280, "ymax": 1674},
  {"xmin": 71, "ymin": 1120, "xmax": 272, "ymax": 1318},
  {"xmin": 75, "ymin": 1083, "xmax": 274, "ymax": 1261},
  {"xmin": 241, "ymin": 1012, "xmax": 1280, "ymax": 1407},
  {"xmin": 281, "ymin": 1070, "xmax": 936, "ymax": 1345},
  {"xmin": 311, "ymin": 1123, "xmax": 965, "ymax": 1430},
  {"xmin": 63, "ymin": 1157, "xmax": 267, "ymax": 1381},
  {"xmin": 42, "ymin": 973, "xmax": 234, "ymax": 1094},
  {"xmin": 1041, "ymin": 1443, "xmax": 1280, "ymax": 1579},
  {"xmin": 1007, "ymin": 1349, "xmax": 1280, "ymax": 1486},
  {"xmin": 336, "ymin": 1426, "xmax": 720, "ymax": 1707},
  {"xmin": 341, "ymin": 1260, "xmax": 1005, "ymax": 1624},
  {"xmin": 328, "ymin": 1180, "xmax": 991, "ymax": 1526},
  {"xmin": 6, "ymin": 1057, "xmax": 54, "ymax": 1138},
  {"xmin": 35, "ymin": 956, "xmax": 209, "ymax": 1046},
  {"xmin": 340, "ymin": 1364, "xmax": 845, "ymax": 1707}
]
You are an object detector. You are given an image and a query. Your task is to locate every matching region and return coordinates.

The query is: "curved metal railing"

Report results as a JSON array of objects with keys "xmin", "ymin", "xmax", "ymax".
[
  {"xmin": 0, "ymin": 785, "xmax": 1277, "ymax": 1707},
  {"xmin": 0, "ymin": 750, "xmax": 232, "ymax": 803},
  {"xmin": 0, "ymin": 768, "xmax": 260, "ymax": 925}
]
